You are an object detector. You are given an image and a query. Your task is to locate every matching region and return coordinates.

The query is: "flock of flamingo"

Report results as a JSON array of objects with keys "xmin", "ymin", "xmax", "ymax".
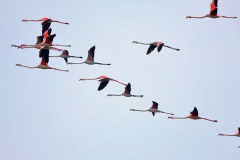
[{"xmin": 12, "ymin": 0, "xmax": 239, "ymax": 148}]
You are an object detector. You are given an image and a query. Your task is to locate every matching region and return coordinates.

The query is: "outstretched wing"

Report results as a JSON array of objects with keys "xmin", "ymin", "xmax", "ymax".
[
  {"xmin": 151, "ymin": 101, "xmax": 158, "ymax": 110},
  {"xmin": 41, "ymin": 19, "xmax": 52, "ymax": 35},
  {"xmin": 48, "ymin": 34, "xmax": 56, "ymax": 43},
  {"xmin": 190, "ymin": 107, "xmax": 198, "ymax": 116},
  {"xmin": 147, "ymin": 43, "xmax": 157, "ymax": 55},
  {"xmin": 157, "ymin": 42, "xmax": 164, "ymax": 52},
  {"xmin": 124, "ymin": 83, "xmax": 131, "ymax": 94},
  {"xmin": 98, "ymin": 78, "xmax": 109, "ymax": 91},
  {"xmin": 210, "ymin": 0, "xmax": 218, "ymax": 15},
  {"xmin": 39, "ymin": 49, "xmax": 50, "ymax": 64},
  {"xmin": 36, "ymin": 36, "xmax": 43, "ymax": 45},
  {"xmin": 87, "ymin": 46, "xmax": 95, "ymax": 61}
]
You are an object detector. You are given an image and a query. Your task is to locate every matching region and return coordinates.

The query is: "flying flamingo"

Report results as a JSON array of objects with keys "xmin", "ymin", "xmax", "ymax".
[
  {"xmin": 11, "ymin": 28, "xmax": 66, "ymax": 52},
  {"xmin": 218, "ymin": 127, "xmax": 240, "ymax": 137},
  {"xmin": 20, "ymin": 30, "xmax": 71, "ymax": 48},
  {"xmin": 107, "ymin": 83, "xmax": 143, "ymax": 97},
  {"xmin": 68, "ymin": 46, "xmax": 111, "ymax": 65},
  {"xmin": 132, "ymin": 41, "xmax": 180, "ymax": 55},
  {"xmin": 12, "ymin": 29, "xmax": 71, "ymax": 50},
  {"xmin": 22, "ymin": 17, "xmax": 69, "ymax": 34},
  {"xmin": 168, "ymin": 107, "xmax": 218, "ymax": 122},
  {"xmin": 16, "ymin": 49, "xmax": 69, "ymax": 72},
  {"xmin": 130, "ymin": 101, "xmax": 174, "ymax": 116},
  {"xmin": 49, "ymin": 50, "xmax": 83, "ymax": 63},
  {"xmin": 186, "ymin": 0, "xmax": 237, "ymax": 19},
  {"xmin": 79, "ymin": 75, "xmax": 126, "ymax": 91}
]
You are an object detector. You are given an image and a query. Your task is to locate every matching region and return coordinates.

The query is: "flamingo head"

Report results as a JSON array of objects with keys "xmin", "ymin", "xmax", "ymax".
[
  {"xmin": 218, "ymin": 134, "xmax": 224, "ymax": 136},
  {"xmin": 168, "ymin": 116, "xmax": 173, "ymax": 119}
]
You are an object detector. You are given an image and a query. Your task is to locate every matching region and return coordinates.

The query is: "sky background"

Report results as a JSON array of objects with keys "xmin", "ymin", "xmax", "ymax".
[{"xmin": 0, "ymin": 0, "xmax": 240, "ymax": 159}]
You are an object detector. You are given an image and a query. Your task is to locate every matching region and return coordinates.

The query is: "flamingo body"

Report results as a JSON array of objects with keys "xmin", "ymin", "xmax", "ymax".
[
  {"xmin": 107, "ymin": 83, "xmax": 143, "ymax": 97},
  {"xmin": 68, "ymin": 46, "xmax": 111, "ymax": 65},
  {"xmin": 168, "ymin": 107, "xmax": 218, "ymax": 122},
  {"xmin": 130, "ymin": 101, "xmax": 174, "ymax": 117},
  {"xmin": 79, "ymin": 76, "xmax": 126, "ymax": 91},
  {"xmin": 16, "ymin": 49, "xmax": 69, "ymax": 72},
  {"xmin": 186, "ymin": 0, "xmax": 237, "ymax": 19}
]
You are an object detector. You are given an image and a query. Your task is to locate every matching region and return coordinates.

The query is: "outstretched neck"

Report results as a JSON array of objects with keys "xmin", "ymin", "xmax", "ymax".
[
  {"xmin": 130, "ymin": 109, "xmax": 147, "ymax": 112},
  {"xmin": 132, "ymin": 95, "xmax": 144, "ymax": 98},
  {"xmin": 16, "ymin": 64, "xmax": 36, "ymax": 69},
  {"xmin": 219, "ymin": 134, "xmax": 238, "ymax": 136},
  {"xmin": 200, "ymin": 117, "xmax": 218, "ymax": 122},
  {"xmin": 186, "ymin": 15, "xmax": 208, "ymax": 19},
  {"xmin": 79, "ymin": 77, "xmax": 99, "ymax": 81},
  {"xmin": 168, "ymin": 116, "xmax": 188, "ymax": 119},
  {"xmin": 132, "ymin": 41, "xmax": 151, "ymax": 45},
  {"xmin": 50, "ymin": 67, "xmax": 69, "ymax": 72},
  {"xmin": 107, "ymin": 94, "xmax": 122, "ymax": 96},
  {"xmin": 112, "ymin": 79, "xmax": 127, "ymax": 85}
]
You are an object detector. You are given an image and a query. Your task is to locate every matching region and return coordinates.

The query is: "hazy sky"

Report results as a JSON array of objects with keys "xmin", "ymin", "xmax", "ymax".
[{"xmin": 1, "ymin": 0, "xmax": 240, "ymax": 160}]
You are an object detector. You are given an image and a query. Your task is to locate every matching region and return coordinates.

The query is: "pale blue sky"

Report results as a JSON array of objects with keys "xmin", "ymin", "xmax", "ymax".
[{"xmin": 1, "ymin": 0, "xmax": 240, "ymax": 160}]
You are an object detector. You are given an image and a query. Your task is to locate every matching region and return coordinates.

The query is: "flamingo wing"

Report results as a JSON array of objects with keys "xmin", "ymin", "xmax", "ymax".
[
  {"xmin": 41, "ymin": 19, "xmax": 52, "ymax": 34},
  {"xmin": 210, "ymin": 0, "xmax": 218, "ymax": 15},
  {"xmin": 39, "ymin": 49, "xmax": 49, "ymax": 65},
  {"xmin": 124, "ymin": 83, "xmax": 131, "ymax": 94},
  {"xmin": 62, "ymin": 50, "xmax": 69, "ymax": 56},
  {"xmin": 98, "ymin": 78, "xmax": 109, "ymax": 91},
  {"xmin": 157, "ymin": 43, "xmax": 164, "ymax": 52},
  {"xmin": 48, "ymin": 34, "xmax": 56, "ymax": 43},
  {"xmin": 87, "ymin": 46, "xmax": 95, "ymax": 61},
  {"xmin": 146, "ymin": 43, "xmax": 157, "ymax": 55},
  {"xmin": 190, "ymin": 107, "xmax": 199, "ymax": 116},
  {"xmin": 36, "ymin": 36, "xmax": 44, "ymax": 45},
  {"xmin": 151, "ymin": 101, "xmax": 158, "ymax": 110}
]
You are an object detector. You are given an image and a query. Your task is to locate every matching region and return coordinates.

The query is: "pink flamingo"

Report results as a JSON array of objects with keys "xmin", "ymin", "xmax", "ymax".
[
  {"xmin": 68, "ymin": 46, "xmax": 111, "ymax": 65},
  {"xmin": 49, "ymin": 50, "xmax": 83, "ymax": 63},
  {"xmin": 132, "ymin": 41, "xmax": 180, "ymax": 55},
  {"xmin": 21, "ymin": 29, "xmax": 71, "ymax": 48},
  {"xmin": 219, "ymin": 127, "xmax": 240, "ymax": 137},
  {"xmin": 168, "ymin": 107, "xmax": 218, "ymax": 122},
  {"xmin": 16, "ymin": 49, "xmax": 69, "ymax": 72},
  {"xmin": 11, "ymin": 28, "xmax": 67, "ymax": 51},
  {"xmin": 186, "ymin": 0, "xmax": 237, "ymax": 19},
  {"xmin": 79, "ymin": 75, "xmax": 126, "ymax": 91},
  {"xmin": 130, "ymin": 101, "xmax": 174, "ymax": 116},
  {"xmin": 107, "ymin": 83, "xmax": 143, "ymax": 97},
  {"xmin": 22, "ymin": 17, "xmax": 69, "ymax": 34}
]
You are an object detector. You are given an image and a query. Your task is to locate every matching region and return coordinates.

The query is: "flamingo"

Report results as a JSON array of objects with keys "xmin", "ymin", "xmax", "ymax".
[
  {"xmin": 20, "ymin": 31, "xmax": 71, "ymax": 48},
  {"xmin": 132, "ymin": 41, "xmax": 180, "ymax": 55},
  {"xmin": 186, "ymin": 0, "xmax": 237, "ymax": 19},
  {"xmin": 12, "ymin": 28, "xmax": 71, "ymax": 50},
  {"xmin": 11, "ymin": 34, "xmax": 64, "ymax": 52},
  {"xmin": 218, "ymin": 127, "xmax": 240, "ymax": 137},
  {"xmin": 22, "ymin": 17, "xmax": 69, "ymax": 34},
  {"xmin": 68, "ymin": 46, "xmax": 111, "ymax": 65},
  {"xmin": 168, "ymin": 107, "xmax": 218, "ymax": 122},
  {"xmin": 130, "ymin": 101, "xmax": 174, "ymax": 116},
  {"xmin": 16, "ymin": 49, "xmax": 69, "ymax": 72},
  {"xmin": 49, "ymin": 50, "xmax": 83, "ymax": 63},
  {"xmin": 107, "ymin": 83, "xmax": 143, "ymax": 97},
  {"xmin": 79, "ymin": 75, "xmax": 126, "ymax": 91}
]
